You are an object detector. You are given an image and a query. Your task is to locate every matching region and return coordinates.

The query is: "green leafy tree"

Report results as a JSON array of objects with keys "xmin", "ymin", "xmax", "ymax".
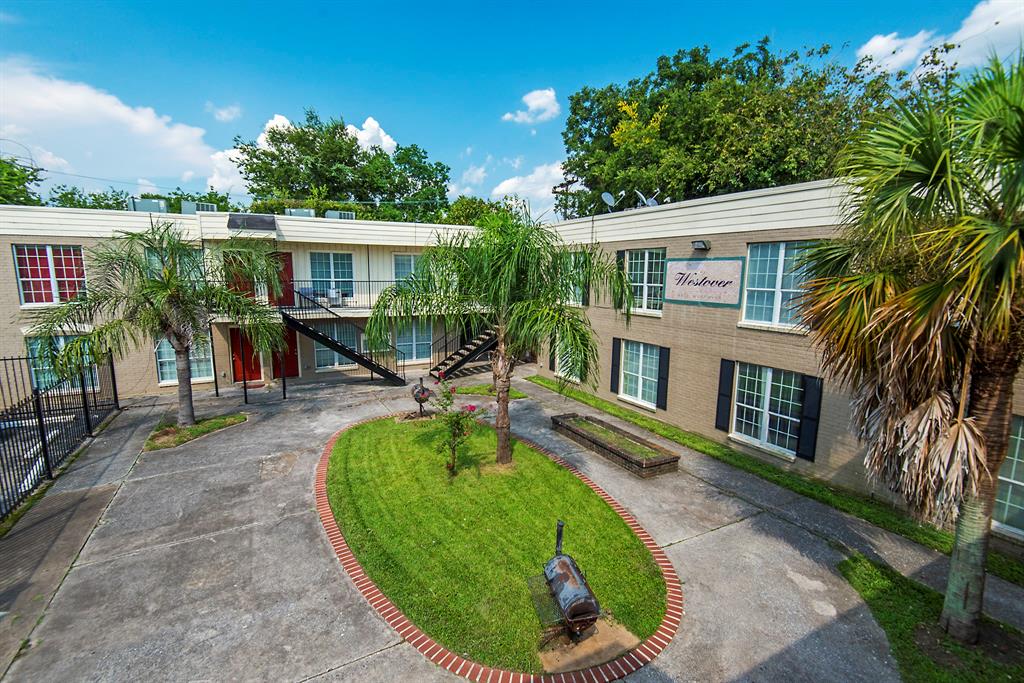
[
  {"xmin": 441, "ymin": 196, "xmax": 514, "ymax": 226},
  {"xmin": 48, "ymin": 185, "xmax": 130, "ymax": 210},
  {"xmin": 1, "ymin": 157, "xmax": 43, "ymax": 205},
  {"xmin": 233, "ymin": 109, "xmax": 450, "ymax": 222},
  {"xmin": 368, "ymin": 206, "xmax": 633, "ymax": 464},
  {"xmin": 31, "ymin": 222, "xmax": 285, "ymax": 427},
  {"xmin": 557, "ymin": 38, "xmax": 929, "ymax": 218},
  {"xmin": 801, "ymin": 56, "xmax": 1024, "ymax": 643}
]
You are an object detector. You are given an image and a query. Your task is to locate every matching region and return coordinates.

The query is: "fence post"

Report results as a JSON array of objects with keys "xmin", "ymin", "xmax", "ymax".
[
  {"xmin": 79, "ymin": 366, "xmax": 94, "ymax": 437},
  {"xmin": 242, "ymin": 366, "xmax": 248, "ymax": 405},
  {"xmin": 108, "ymin": 350, "xmax": 120, "ymax": 411},
  {"xmin": 33, "ymin": 389, "xmax": 54, "ymax": 480},
  {"xmin": 280, "ymin": 353, "xmax": 287, "ymax": 400}
]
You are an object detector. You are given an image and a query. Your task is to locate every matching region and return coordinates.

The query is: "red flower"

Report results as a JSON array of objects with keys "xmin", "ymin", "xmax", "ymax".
[
  {"xmin": 465, "ymin": 404, "xmax": 477, "ymax": 412},
  {"xmin": 449, "ymin": 387, "xmax": 456, "ymax": 394}
]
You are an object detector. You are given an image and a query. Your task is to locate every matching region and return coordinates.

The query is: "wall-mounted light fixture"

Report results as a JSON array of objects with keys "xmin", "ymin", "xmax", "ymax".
[{"xmin": 691, "ymin": 239, "xmax": 711, "ymax": 251}]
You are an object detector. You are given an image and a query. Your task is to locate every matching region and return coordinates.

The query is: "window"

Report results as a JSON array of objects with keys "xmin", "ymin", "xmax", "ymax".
[
  {"xmin": 310, "ymin": 252, "xmax": 354, "ymax": 297},
  {"xmin": 995, "ymin": 417, "xmax": 1024, "ymax": 536},
  {"xmin": 743, "ymin": 241, "xmax": 810, "ymax": 326},
  {"xmin": 312, "ymin": 321, "xmax": 362, "ymax": 369},
  {"xmin": 14, "ymin": 245, "xmax": 85, "ymax": 305},
  {"xmin": 620, "ymin": 340, "xmax": 660, "ymax": 406},
  {"xmin": 733, "ymin": 362, "xmax": 804, "ymax": 454},
  {"xmin": 155, "ymin": 338, "xmax": 214, "ymax": 384},
  {"xmin": 566, "ymin": 251, "xmax": 586, "ymax": 306},
  {"xmin": 395, "ymin": 317, "xmax": 432, "ymax": 362},
  {"xmin": 393, "ymin": 254, "xmax": 421, "ymax": 281},
  {"xmin": 146, "ymin": 247, "xmax": 204, "ymax": 281},
  {"xmin": 554, "ymin": 339, "xmax": 583, "ymax": 382},
  {"xmin": 26, "ymin": 335, "xmax": 97, "ymax": 390},
  {"xmin": 626, "ymin": 249, "xmax": 665, "ymax": 312}
]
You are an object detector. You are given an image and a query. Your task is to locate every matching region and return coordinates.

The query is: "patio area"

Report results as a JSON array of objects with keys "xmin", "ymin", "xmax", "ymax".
[{"xmin": 2, "ymin": 368, "xmax": 1022, "ymax": 681}]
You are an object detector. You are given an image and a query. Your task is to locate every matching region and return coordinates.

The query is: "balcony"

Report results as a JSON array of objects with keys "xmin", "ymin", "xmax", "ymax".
[{"xmin": 283, "ymin": 280, "xmax": 395, "ymax": 313}]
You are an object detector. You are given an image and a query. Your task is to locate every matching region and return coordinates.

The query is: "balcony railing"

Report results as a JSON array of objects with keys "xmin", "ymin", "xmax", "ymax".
[{"xmin": 279, "ymin": 280, "xmax": 397, "ymax": 310}]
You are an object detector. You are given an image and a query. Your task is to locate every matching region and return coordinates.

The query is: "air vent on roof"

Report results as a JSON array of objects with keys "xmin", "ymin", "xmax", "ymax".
[
  {"xmin": 227, "ymin": 213, "xmax": 277, "ymax": 231},
  {"xmin": 180, "ymin": 201, "xmax": 219, "ymax": 214},
  {"xmin": 128, "ymin": 197, "xmax": 168, "ymax": 213},
  {"xmin": 284, "ymin": 208, "xmax": 315, "ymax": 217},
  {"xmin": 325, "ymin": 210, "xmax": 356, "ymax": 220}
]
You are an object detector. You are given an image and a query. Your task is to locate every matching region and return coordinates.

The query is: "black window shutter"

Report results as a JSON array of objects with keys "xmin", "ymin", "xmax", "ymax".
[
  {"xmin": 548, "ymin": 338, "xmax": 556, "ymax": 372},
  {"xmin": 581, "ymin": 284, "xmax": 590, "ymax": 307},
  {"xmin": 610, "ymin": 338, "xmax": 621, "ymax": 394},
  {"xmin": 715, "ymin": 359, "xmax": 735, "ymax": 432},
  {"xmin": 796, "ymin": 375, "xmax": 823, "ymax": 461},
  {"xmin": 616, "ymin": 250, "xmax": 625, "ymax": 270},
  {"xmin": 656, "ymin": 346, "xmax": 671, "ymax": 410}
]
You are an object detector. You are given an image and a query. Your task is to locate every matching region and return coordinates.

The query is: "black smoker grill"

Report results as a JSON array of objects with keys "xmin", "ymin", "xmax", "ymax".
[{"xmin": 543, "ymin": 520, "xmax": 601, "ymax": 635}]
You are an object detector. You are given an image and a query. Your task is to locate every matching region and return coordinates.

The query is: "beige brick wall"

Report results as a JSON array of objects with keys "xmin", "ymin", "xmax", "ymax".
[{"xmin": 539, "ymin": 225, "xmax": 978, "ymax": 499}]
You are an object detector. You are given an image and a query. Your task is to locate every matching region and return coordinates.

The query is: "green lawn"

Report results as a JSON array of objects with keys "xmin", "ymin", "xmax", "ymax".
[
  {"xmin": 525, "ymin": 375, "xmax": 1024, "ymax": 588},
  {"xmin": 144, "ymin": 412, "xmax": 247, "ymax": 451},
  {"xmin": 456, "ymin": 383, "xmax": 528, "ymax": 399},
  {"xmin": 325, "ymin": 417, "xmax": 666, "ymax": 672},
  {"xmin": 839, "ymin": 553, "xmax": 1024, "ymax": 682}
]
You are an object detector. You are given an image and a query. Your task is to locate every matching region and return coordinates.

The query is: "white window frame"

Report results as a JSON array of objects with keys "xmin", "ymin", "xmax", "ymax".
[
  {"xmin": 618, "ymin": 339, "xmax": 659, "ymax": 409},
  {"xmin": 730, "ymin": 362, "xmax": 803, "ymax": 457},
  {"xmin": 25, "ymin": 334, "xmax": 99, "ymax": 391},
  {"xmin": 310, "ymin": 252, "xmax": 355, "ymax": 297},
  {"xmin": 565, "ymin": 251, "xmax": 586, "ymax": 307},
  {"xmin": 312, "ymin": 321, "xmax": 363, "ymax": 371},
  {"xmin": 994, "ymin": 416, "xmax": 1024, "ymax": 539},
  {"xmin": 392, "ymin": 253, "xmax": 421, "ymax": 281},
  {"xmin": 741, "ymin": 241, "xmax": 810, "ymax": 328},
  {"xmin": 14, "ymin": 244, "xmax": 86, "ymax": 307},
  {"xmin": 395, "ymin": 317, "xmax": 432, "ymax": 363},
  {"xmin": 625, "ymin": 248, "xmax": 666, "ymax": 314},
  {"xmin": 154, "ymin": 338, "xmax": 215, "ymax": 385}
]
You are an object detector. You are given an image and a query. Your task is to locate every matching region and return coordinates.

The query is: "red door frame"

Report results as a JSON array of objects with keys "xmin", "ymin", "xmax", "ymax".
[
  {"xmin": 272, "ymin": 328, "xmax": 300, "ymax": 379},
  {"xmin": 268, "ymin": 252, "xmax": 294, "ymax": 306},
  {"xmin": 230, "ymin": 328, "xmax": 262, "ymax": 382}
]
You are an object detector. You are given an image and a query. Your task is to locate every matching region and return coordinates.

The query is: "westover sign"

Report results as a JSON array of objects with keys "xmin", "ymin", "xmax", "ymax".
[{"xmin": 664, "ymin": 258, "xmax": 745, "ymax": 308}]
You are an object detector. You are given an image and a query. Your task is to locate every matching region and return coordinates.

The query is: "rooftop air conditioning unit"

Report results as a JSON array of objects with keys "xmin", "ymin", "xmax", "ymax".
[
  {"xmin": 284, "ymin": 208, "xmax": 315, "ymax": 217},
  {"xmin": 325, "ymin": 210, "xmax": 356, "ymax": 220},
  {"xmin": 180, "ymin": 201, "xmax": 219, "ymax": 215},
  {"xmin": 128, "ymin": 197, "xmax": 168, "ymax": 213}
]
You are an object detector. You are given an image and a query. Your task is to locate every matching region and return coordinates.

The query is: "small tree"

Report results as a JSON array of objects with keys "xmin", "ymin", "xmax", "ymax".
[
  {"xmin": 32, "ymin": 222, "xmax": 285, "ymax": 426},
  {"xmin": 368, "ymin": 204, "xmax": 632, "ymax": 465},
  {"xmin": 801, "ymin": 56, "xmax": 1024, "ymax": 643},
  {"xmin": 432, "ymin": 378, "xmax": 481, "ymax": 473}
]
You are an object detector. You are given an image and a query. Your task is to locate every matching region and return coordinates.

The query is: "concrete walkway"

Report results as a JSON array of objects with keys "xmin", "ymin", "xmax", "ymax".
[{"xmin": 1, "ymin": 370, "xmax": 1022, "ymax": 681}]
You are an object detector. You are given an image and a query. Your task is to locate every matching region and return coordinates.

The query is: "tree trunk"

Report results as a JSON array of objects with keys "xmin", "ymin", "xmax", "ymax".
[
  {"xmin": 493, "ymin": 330, "xmax": 513, "ymax": 465},
  {"xmin": 174, "ymin": 344, "xmax": 196, "ymax": 427},
  {"xmin": 940, "ymin": 340, "xmax": 1019, "ymax": 643}
]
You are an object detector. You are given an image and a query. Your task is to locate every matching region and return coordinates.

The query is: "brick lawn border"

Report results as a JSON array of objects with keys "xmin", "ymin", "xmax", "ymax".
[{"xmin": 314, "ymin": 414, "xmax": 684, "ymax": 682}]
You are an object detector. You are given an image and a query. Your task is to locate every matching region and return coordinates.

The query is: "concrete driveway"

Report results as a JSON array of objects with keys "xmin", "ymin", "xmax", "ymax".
[{"xmin": 2, "ymin": 370, "xmax": 1019, "ymax": 681}]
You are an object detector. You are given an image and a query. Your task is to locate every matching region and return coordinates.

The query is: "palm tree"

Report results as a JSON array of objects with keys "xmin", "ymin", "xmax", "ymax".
[
  {"xmin": 801, "ymin": 56, "xmax": 1023, "ymax": 643},
  {"xmin": 367, "ymin": 205, "xmax": 633, "ymax": 464},
  {"xmin": 31, "ymin": 222, "xmax": 285, "ymax": 427}
]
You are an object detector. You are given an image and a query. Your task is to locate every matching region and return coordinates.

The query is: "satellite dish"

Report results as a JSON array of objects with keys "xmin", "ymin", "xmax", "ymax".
[
  {"xmin": 601, "ymin": 192, "xmax": 616, "ymax": 207},
  {"xmin": 646, "ymin": 190, "xmax": 662, "ymax": 207},
  {"xmin": 634, "ymin": 190, "xmax": 648, "ymax": 206}
]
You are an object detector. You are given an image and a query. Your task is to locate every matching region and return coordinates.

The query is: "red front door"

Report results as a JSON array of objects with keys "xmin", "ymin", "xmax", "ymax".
[
  {"xmin": 268, "ymin": 252, "xmax": 294, "ymax": 306},
  {"xmin": 272, "ymin": 328, "xmax": 300, "ymax": 378},
  {"xmin": 230, "ymin": 328, "xmax": 262, "ymax": 381}
]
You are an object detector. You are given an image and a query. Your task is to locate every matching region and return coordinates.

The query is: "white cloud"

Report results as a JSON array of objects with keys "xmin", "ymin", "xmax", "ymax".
[
  {"xmin": 491, "ymin": 161, "xmax": 564, "ymax": 218},
  {"xmin": 502, "ymin": 155, "xmax": 524, "ymax": 170},
  {"xmin": 181, "ymin": 170, "xmax": 195, "ymax": 182},
  {"xmin": 857, "ymin": 30, "xmax": 935, "ymax": 70},
  {"xmin": 858, "ymin": 0, "xmax": 1023, "ymax": 72},
  {"xmin": 207, "ymin": 148, "xmax": 246, "ymax": 194},
  {"xmin": 502, "ymin": 88, "xmax": 560, "ymax": 125},
  {"xmin": 446, "ymin": 182, "xmax": 474, "ymax": 200},
  {"xmin": 137, "ymin": 178, "xmax": 158, "ymax": 196},
  {"xmin": 345, "ymin": 116, "xmax": 397, "ymax": 154},
  {"xmin": 32, "ymin": 146, "xmax": 71, "ymax": 171},
  {"xmin": 461, "ymin": 164, "xmax": 487, "ymax": 186},
  {"xmin": 205, "ymin": 101, "xmax": 242, "ymax": 123},
  {"xmin": 462, "ymin": 146, "xmax": 473, "ymax": 158},
  {"xmin": 255, "ymin": 114, "xmax": 291, "ymax": 147}
]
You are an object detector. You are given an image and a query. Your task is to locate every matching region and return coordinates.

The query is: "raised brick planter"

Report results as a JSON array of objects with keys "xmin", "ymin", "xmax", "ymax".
[
  {"xmin": 314, "ymin": 414, "xmax": 684, "ymax": 682},
  {"xmin": 551, "ymin": 413, "xmax": 680, "ymax": 478}
]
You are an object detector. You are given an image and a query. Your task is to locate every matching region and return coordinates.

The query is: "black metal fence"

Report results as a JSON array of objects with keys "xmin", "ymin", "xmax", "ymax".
[{"xmin": 0, "ymin": 352, "xmax": 119, "ymax": 520}]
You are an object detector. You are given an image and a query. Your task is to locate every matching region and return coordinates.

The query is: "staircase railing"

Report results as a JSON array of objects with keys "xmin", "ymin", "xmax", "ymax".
[{"xmin": 279, "ymin": 289, "xmax": 406, "ymax": 384}]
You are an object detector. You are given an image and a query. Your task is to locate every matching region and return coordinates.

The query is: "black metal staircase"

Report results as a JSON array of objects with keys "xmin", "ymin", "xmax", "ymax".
[
  {"xmin": 429, "ymin": 329, "xmax": 497, "ymax": 379},
  {"xmin": 279, "ymin": 289, "xmax": 406, "ymax": 385}
]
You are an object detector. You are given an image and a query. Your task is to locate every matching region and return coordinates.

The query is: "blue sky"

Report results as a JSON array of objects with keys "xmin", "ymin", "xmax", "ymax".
[{"xmin": 1, "ymin": 1, "xmax": 1021, "ymax": 216}]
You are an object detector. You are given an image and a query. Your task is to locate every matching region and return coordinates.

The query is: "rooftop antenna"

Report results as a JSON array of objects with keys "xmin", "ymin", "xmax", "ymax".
[{"xmin": 600, "ymin": 191, "xmax": 624, "ymax": 212}]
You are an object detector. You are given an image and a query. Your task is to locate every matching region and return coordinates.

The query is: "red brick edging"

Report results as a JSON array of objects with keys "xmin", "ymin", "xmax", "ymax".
[{"xmin": 313, "ymin": 414, "xmax": 684, "ymax": 682}]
